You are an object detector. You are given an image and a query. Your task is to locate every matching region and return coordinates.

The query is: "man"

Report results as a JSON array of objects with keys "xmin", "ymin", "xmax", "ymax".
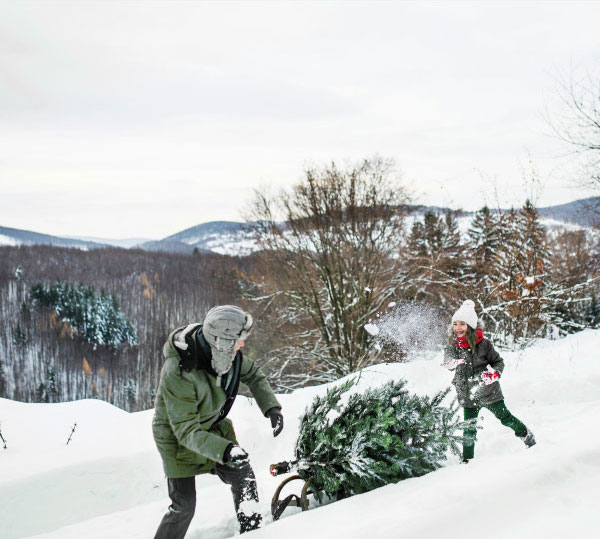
[{"xmin": 152, "ymin": 305, "xmax": 284, "ymax": 537}]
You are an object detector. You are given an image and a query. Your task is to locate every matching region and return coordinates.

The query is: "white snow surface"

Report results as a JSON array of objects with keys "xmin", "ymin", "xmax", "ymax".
[
  {"xmin": 0, "ymin": 233, "xmax": 19, "ymax": 246},
  {"xmin": 1, "ymin": 329, "xmax": 600, "ymax": 538}
]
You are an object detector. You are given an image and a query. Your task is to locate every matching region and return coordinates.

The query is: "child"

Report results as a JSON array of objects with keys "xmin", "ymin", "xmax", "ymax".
[{"xmin": 442, "ymin": 300, "xmax": 535, "ymax": 462}]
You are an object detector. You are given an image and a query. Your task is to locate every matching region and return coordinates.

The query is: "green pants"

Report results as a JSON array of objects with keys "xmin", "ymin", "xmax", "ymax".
[{"xmin": 463, "ymin": 400, "xmax": 528, "ymax": 460}]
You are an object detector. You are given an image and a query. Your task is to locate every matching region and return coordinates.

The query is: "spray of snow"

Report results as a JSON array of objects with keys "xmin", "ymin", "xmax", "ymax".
[{"xmin": 366, "ymin": 302, "xmax": 448, "ymax": 360}]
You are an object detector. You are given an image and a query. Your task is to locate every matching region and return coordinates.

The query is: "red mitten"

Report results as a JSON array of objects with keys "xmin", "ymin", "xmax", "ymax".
[{"xmin": 481, "ymin": 366, "xmax": 500, "ymax": 385}]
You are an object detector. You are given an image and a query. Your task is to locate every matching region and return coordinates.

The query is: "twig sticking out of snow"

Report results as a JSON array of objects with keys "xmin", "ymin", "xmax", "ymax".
[
  {"xmin": 66, "ymin": 422, "xmax": 78, "ymax": 445},
  {"xmin": 0, "ymin": 422, "xmax": 7, "ymax": 449}
]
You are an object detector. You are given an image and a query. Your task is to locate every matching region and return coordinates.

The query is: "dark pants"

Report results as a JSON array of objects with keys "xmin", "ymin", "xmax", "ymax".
[
  {"xmin": 463, "ymin": 400, "xmax": 528, "ymax": 460},
  {"xmin": 153, "ymin": 477, "xmax": 196, "ymax": 539},
  {"xmin": 154, "ymin": 462, "xmax": 260, "ymax": 539}
]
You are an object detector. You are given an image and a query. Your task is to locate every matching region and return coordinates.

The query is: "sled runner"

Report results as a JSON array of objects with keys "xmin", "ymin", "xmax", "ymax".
[{"xmin": 270, "ymin": 461, "xmax": 311, "ymax": 520}]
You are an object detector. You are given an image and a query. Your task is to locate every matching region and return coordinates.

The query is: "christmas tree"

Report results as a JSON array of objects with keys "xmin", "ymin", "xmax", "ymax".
[{"xmin": 292, "ymin": 378, "xmax": 462, "ymax": 502}]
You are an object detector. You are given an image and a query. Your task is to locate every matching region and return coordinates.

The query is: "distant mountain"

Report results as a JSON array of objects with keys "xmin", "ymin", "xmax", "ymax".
[
  {"xmin": 402, "ymin": 197, "xmax": 600, "ymax": 227},
  {"xmin": 537, "ymin": 197, "xmax": 600, "ymax": 227},
  {"xmin": 140, "ymin": 221, "xmax": 258, "ymax": 256},
  {"xmin": 2, "ymin": 197, "xmax": 598, "ymax": 255},
  {"xmin": 65, "ymin": 235, "xmax": 153, "ymax": 249},
  {"xmin": 0, "ymin": 226, "xmax": 112, "ymax": 250},
  {"xmin": 138, "ymin": 239, "xmax": 199, "ymax": 255}
]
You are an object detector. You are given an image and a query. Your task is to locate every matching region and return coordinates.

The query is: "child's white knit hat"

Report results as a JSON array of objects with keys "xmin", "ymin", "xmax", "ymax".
[{"xmin": 451, "ymin": 300, "xmax": 478, "ymax": 329}]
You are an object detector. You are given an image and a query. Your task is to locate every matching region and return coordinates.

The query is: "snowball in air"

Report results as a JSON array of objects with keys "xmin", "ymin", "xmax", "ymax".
[{"xmin": 364, "ymin": 323, "xmax": 380, "ymax": 336}]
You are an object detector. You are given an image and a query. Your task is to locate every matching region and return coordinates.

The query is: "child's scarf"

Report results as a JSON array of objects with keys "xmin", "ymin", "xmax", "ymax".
[{"xmin": 456, "ymin": 328, "xmax": 484, "ymax": 349}]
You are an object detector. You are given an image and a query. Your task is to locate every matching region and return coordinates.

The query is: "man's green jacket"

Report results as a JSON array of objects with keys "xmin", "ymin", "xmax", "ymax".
[{"xmin": 152, "ymin": 325, "xmax": 281, "ymax": 478}]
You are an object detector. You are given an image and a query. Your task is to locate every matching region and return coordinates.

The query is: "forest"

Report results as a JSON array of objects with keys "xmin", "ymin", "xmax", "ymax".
[
  {"xmin": 0, "ymin": 246, "xmax": 259, "ymax": 410},
  {"xmin": 1, "ymin": 162, "xmax": 599, "ymax": 411}
]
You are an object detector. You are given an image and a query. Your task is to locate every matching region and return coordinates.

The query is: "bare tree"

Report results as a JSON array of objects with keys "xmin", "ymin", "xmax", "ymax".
[
  {"xmin": 246, "ymin": 157, "xmax": 411, "ymax": 385},
  {"xmin": 549, "ymin": 67, "xmax": 600, "ymax": 189}
]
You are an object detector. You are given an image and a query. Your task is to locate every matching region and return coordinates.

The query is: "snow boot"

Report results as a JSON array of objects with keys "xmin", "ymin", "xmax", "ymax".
[
  {"xmin": 519, "ymin": 428, "xmax": 536, "ymax": 448},
  {"xmin": 216, "ymin": 460, "xmax": 262, "ymax": 533},
  {"xmin": 238, "ymin": 511, "xmax": 262, "ymax": 533}
]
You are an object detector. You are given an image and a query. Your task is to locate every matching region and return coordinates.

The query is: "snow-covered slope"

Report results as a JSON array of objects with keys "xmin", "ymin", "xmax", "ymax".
[
  {"xmin": 1, "ymin": 329, "xmax": 599, "ymax": 539},
  {"xmin": 141, "ymin": 221, "xmax": 259, "ymax": 256},
  {"xmin": 538, "ymin": 196, "xmax": 600, "ymax": 227}
]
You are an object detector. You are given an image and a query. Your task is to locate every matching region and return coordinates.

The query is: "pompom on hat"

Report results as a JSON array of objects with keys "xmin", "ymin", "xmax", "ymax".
[{"xmin": 451, "ymin": 300, "xmax": 478, "ymax": 329}]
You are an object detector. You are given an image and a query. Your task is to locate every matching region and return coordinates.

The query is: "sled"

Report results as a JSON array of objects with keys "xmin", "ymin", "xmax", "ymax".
[{"xmin": 270, "ymin": 461, "xmax": 312, "ymax": 521}]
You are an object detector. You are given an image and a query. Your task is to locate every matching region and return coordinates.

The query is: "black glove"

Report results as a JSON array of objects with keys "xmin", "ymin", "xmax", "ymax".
[
  {"xmin": 266, "ymin": 407, "xmax": 284, "ymax": 437},
  {"xmin": 223, "ymin": 444, "xmax": 249, "ymax": 468}
]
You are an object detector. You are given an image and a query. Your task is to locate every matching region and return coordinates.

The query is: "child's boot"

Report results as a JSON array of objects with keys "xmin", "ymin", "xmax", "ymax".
[{"xmin": 519, "ymin": 428, "xmax": 536, "ymax": 448}]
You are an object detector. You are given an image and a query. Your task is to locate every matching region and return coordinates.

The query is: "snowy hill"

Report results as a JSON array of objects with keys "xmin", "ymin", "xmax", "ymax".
[
  {"xmin": 537, "ymin": 196, "xmax": 600, "ymax": 227},
  {"xmin": 1, "ymin": 329, "xmax": 599, "ymax": 538},
  {"xmin": 139, "ymin": 221, "xmax": 259, "ymax": 256},
  {"xmin": 0, "ymin": 226, "xmax": 112, "ymax": 250},
  {"xmin": 64, "ymin": 236, "xmax": 153, "ymax": 249},
  {"xmin": 139, "ymin": 199, "xmax": 600, "ymax": 255},
  {"xmin": 2, "ymin": 197, "xmax": 598, "ymax": 256}
]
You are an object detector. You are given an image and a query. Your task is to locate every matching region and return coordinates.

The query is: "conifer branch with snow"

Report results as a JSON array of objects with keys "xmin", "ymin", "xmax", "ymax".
[{"xmin": 291, "ymin": 378, "xmax": 462, "ymax": 502}]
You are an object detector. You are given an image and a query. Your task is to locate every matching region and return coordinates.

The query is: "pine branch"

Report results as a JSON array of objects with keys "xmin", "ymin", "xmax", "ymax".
[{"xmin": 292, "ymin": 379, "xmax": 461, "ymax": 502}]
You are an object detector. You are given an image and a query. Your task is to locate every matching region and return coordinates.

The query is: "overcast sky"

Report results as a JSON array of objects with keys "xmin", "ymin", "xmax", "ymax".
[{"xmin": 1, "ymin": 1, "xmax": 600, "ymax": 239}]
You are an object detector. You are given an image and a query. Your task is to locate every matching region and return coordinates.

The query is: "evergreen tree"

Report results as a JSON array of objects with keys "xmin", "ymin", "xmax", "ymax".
[
  {"xmin": 497, "ymin": 208, "xmax": 521, "ymax": 294},
  {"xmin": 37, "ymin": 382, "xmax": 48, "ymax": 403},
  {"xmin": 407, "ymin": 220, "xmax": 426, "ymax": 257},
  {"xmin": 30, "ymin": 281, "xmax": 137, "ymax": 348},
  {"xmin": 292, "ymin": 379, "xmax": 461, "ymax": 502},
  {"xmin": 403, "ymin": 211, "xmax": 466, "ymax": 307},
  {"xmin": 512, "ymin": 200, "xmax": 550, "ymax": 338},
  {"xmin": 46, "ymin": 365, "xmax": 58, "ymax": 402},
  {"xmin": 12, "ymin": 324, "xmax": 27, "ymax": 347},
  {"xmin": 0, "ymin": 359, "xmax": 6, "ymax": 396},
  {"xmin": 422, "ymin": 210, "xmax": 443, "ymax": 255},
  {"xmin": 467, "ymin": 205, "xmax": 501, "ymax": 290},
  {"xmin": 124, "ymin": 379, "xmax": 137, "ymax": 408},
  {"xmin": 403, "ymin": 220, "xmax": 428, "ymax": 301},
  {"xmin": 586, "ymin": 291, "xmax": 600, "ymax": 327},
  {"xmin": 517, "ymin": 199, "xmax": 549, "ymax": 278},
  {"xmin": 480, "ymin": 201, "xmax": 572, "ymax": 344},
  {"xmin": 440, "ymin": 211, "xmax": 461, "ymax": 254},
  {"xmin": 35, "ymin": 364, "xmax": 59, "ymax": 403},
  {"xmin": 483, "ymin": 208, "xmax": 523, "ymax": 341},
  {"xmin": 439, "ymin": 211, "xmax": 469, "ymax": 291}
]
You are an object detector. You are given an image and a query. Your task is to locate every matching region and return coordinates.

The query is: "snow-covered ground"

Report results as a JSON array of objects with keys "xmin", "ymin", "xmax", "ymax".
[{"xmin": 1, "ymin": 329, "xmax": 599, "ymax": 539}]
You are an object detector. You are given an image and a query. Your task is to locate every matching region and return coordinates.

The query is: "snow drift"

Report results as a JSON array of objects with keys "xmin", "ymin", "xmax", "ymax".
[{"xmin": 1, "ymin": 329, "xmax": 599, "ymax": 538}]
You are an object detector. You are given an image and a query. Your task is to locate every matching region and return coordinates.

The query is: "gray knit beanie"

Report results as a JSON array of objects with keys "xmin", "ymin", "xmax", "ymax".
[{"xmin": 202, "ymin": 305, "xmax": 253, "ymax": 377}]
